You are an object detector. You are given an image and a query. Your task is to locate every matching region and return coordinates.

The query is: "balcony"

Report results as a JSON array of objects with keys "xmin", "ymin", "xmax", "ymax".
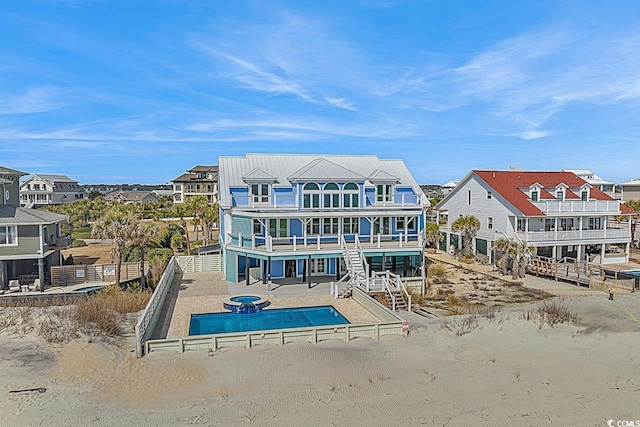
[
  {"xmin": 48, "ymin": 235, "xmax": 71, "ymax": 249},
  {"xmin": 231, "ymin": 193, "xmax": 421, "ymax": 209},
  {"xmin": 515, "ymin": 227, "xmax": 630, "ymax": 243},
  {"xmin": 226, "ymin": 232, "xmax": 424, "ymax": 254},
  {"xmin": 532, "ymin": 200, "xmax": 623, "ymax": 214}
]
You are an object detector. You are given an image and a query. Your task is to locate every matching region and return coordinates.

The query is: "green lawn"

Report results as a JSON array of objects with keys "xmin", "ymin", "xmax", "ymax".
[{"xmin": 72, "ymin": 226, "xmax": 93, "ymax": 240}]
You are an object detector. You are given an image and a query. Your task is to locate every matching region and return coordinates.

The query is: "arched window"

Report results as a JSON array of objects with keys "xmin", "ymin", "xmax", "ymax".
[
  {"xmin": 343, "ymin": 182, "xmax": 359, "ymax": 208},
  {"xmin": 303, "ymin": 183, "xmax": 320, "ymax": 208},
  {"xmin": 323, "ymin": 183, "xmax": 340, "ymax": 208}
]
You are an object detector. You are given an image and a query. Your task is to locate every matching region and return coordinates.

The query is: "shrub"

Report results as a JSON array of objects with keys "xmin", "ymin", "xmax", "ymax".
[
  {"xmin": 428, "ymin": 263, "xmax": 449, "ymax": 284},
  {"xmin": 71, "ymin": 239, "xmax": 87, "ymax": 248}
]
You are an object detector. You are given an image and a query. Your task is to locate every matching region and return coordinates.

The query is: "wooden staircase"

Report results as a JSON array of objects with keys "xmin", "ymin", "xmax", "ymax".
[{"xmin": 386, "ymin": 290, "xmax": 408, "ymax": 311}]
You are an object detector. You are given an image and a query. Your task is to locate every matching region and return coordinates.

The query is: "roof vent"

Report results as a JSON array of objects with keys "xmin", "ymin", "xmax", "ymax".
[{"xmin": 492, "ymin": 172, "xmax": 495, "ymax": 178}]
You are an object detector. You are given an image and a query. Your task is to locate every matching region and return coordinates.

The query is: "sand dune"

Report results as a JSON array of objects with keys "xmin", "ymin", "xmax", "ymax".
[{"xmin": 1, "ymin": 293, "xmax": 639, "ymax": 426}]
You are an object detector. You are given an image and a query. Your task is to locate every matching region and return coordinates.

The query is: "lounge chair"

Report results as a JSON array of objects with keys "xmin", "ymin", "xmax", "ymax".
[
  {"xmin": 29, "ymin": 279, "xmax": 41, "ymax": 291},
  {"xmin": 9, "ymin": 280, "xmax": 21, "ymax": 293}
]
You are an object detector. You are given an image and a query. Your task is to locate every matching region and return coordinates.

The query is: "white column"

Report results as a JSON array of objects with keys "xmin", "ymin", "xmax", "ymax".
[
  {"xmin": 600, "ymin": 243, "xmax": 606, "ymax": 263},
  {"xmin": 552, "ymin": 245, "xmax": 557, "ymax": 261}
]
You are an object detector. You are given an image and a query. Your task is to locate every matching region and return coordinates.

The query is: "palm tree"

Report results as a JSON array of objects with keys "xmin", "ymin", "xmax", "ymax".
[
  {"xmin": 424, "ymin": 222, "xmax": 443, "ymax": 250},
  {"xmin": 491, "ymin": 238, "xmax": 512, "ymax": 275},
  {"xmin": 451, "ymin": 215, "xmax": 480, "ymax": 257},
  {"xmin": 130, "ymin": 220, "xmax": 159, "ymax": 289},
  {"xmin": 92, "ymin": 206, "xmax": 138, "ymax": 286},
  {"xmin": 172, "ymin": 203, "xmax": 192, "ymax": 255}
]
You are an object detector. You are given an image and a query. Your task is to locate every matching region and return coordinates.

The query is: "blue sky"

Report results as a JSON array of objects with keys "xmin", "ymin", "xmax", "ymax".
[{"xmin": 2, "ymin": 0, "xmax": 640, "ymax": 185}]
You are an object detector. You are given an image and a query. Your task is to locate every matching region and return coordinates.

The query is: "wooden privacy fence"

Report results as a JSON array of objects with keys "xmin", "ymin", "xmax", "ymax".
[
  {"xmin": 50, "ymin": 262, "xmax": 141, "ymax": 286},
  {"xmin": 176, "ymin": 254, "xmax": 222, "ymax": 273},
  {"xmin": 589, "ymin": 277, "xmax": 635, "ymax": 294}
]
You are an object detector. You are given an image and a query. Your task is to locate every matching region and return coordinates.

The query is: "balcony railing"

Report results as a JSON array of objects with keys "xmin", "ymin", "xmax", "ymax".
[
  {"xmin": 532, "ymin": 200, "xmax": 622, "ymax": 214},
  {"xmin": 227, "ymin": 232, "xmax": 424, "ymax": 253},
  {"xmin": 231, "ymin": 193, "xmax": 421, "ymax": 209},
  {"xmin": 515, "ymin": 227, "xmax": 630, "ymax": 242}
]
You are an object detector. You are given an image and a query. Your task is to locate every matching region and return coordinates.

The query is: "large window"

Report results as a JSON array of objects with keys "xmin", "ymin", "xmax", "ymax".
[
  {"xmin": 251, "ymin": 184, "xmax": 270, "ymax": 204},
  {"xmin": 0, "ymin": 226, "xmax": 17, "ymax": 245},
  {"xmin": 343, "ymin": 183, "xmax": 359, "ymax": 208},
  {"xmin": 396, "ymin": 216, "xmax": 416, "ymax": 231},
  {"xmin": 588, "ymin": 217, "xmax": 602, "ymax": 230},
  {"xmin": 323, "ymin": 183, "xmax": 340, "ymax": 208},
  {"xmin": 556, "ymin": 188, "xmax": 565, "ymax": 201},
  {"xmin": 253, "ymin": 219, "xmax": 263, "ymax": 235},
  {"xmin": 306, "ymin": 218, "xmax": 321, "ymax": 235},
  {"xmin": 373, "ymin": 217, "xmax": 390, "ymax": 235},
  {"xmin": 268, "ymin": 219, "xmax": 288, "ymax": 238},
  {"xmin": 343, "ymin": 218, "xmax": 359, "ymax": 234},
  {"xmin": 544, "ymin": 218, "xmax": 555, "ymax": 231},
  {"xmin": 517, "ymin": 218, "xmax": 526, "ymax": 232},
  {"xmin": 376, "ymin": 184, "xmax": 393, "ymax": 203},
  {"xmin": 323, "ymin": 218, "xmax": 339, "ymax": 235},
  {"xmin": 303, "ymin": 183, "xmax": 320, "ymax": 208}
]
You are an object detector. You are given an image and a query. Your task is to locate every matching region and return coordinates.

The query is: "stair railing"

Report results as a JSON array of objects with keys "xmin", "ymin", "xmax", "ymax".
[
  {"xmin": 387, "ymin": 271, "xmax": 412, "ymax": 311},
  {"xmin": 354, "ymin": 236, "xmax": 370, "ymax": 289}
]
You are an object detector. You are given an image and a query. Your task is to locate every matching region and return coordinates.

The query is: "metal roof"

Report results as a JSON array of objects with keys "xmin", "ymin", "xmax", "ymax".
[
  {"xmin": 218, "ymin": 154, "xmax": 423, "ymax": 207},
  {"xmin": 24, "ymin": 174, "xmax": 78, "ymax": 184}
]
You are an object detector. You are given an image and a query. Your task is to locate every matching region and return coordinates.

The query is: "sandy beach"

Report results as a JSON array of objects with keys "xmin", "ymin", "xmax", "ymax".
[{"xmin": 1, "ymin": 290, "xmax": 639, "ymax": 426}]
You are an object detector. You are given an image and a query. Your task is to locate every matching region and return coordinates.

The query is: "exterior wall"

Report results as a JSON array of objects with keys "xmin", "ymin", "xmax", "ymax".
[
  {"xmin": 1, "ymin": 174, "xmax": 22, "ymax": 206},
  {"xmin": 440, "ymin": 176, "xmax": 515, "ymax": 244},
  {"xmin": 0, "ymin": 225, "xmax": 40, "ymax": 256},
  {"xmin": 622, "ymin": 185, "xmax": 640, "ymax": 202}
]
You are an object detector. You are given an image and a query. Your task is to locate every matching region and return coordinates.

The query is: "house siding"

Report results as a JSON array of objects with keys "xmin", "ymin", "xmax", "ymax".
[{"xmin": 2, "ymin": 225, "xmax": 40, "ymax": 256}]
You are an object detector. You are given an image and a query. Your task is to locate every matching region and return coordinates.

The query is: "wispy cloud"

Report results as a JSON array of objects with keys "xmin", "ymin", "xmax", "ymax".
[{"xmin": 0, "ymin": 87, "xmax": 64, "ymax": 114}]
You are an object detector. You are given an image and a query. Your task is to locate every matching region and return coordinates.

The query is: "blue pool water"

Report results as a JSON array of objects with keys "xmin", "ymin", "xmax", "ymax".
[
  {"xmin": 230, "ymin": 295, "xmax": 261, "ymax": 305},
  {"xmin": 189, "ymin": 306, "xmax": 350, "ymax": 336},
  {"xmin": 623, "ymin": 270, "xmax": 640, "ymax": 277}
]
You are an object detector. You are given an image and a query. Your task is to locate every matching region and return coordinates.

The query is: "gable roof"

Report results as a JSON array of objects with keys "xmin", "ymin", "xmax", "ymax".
[
  {"xmin": 242, "ymin": 168, "xmax": 278, "ymax": 182},
  {"xmin": 288, "ymin": 158, "xmax": 365, "ymax": 181},
  {"xmin": 22, "ymin": 174, "xmax": 78, "ymax": 185},
  {"xmin": 368, "ymin": 169, "xmax": 400, "ymax": 183},
  {"xmin": 473, "ymin": 170, "xmax": 630, "ymax": 216}
]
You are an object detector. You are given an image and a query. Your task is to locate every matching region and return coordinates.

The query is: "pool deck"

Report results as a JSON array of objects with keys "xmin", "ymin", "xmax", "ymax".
[{"xmin": 162, "ymin": 272, "xmax": 381, "ymax": 339}]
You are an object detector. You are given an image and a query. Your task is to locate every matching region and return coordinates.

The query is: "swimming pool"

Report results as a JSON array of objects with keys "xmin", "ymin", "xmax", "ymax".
[{"xmin": 189, "ymin": 305, "xmax": 350, "ymax": 336}]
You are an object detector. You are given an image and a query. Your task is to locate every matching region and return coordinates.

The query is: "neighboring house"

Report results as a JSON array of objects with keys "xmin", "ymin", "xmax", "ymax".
[
  {"xmin": 172, "ymin": 165, "xmax": 218, "ymax": 205},
  {"xmin": 0, "ymin": 166, "xmax": 68, "ymax": 291},
  {"xmin": 436, "ymin": 170, "xmax": 634, "ymax": 265},
  {"xmin": 20, "ymin": 174, "xmax": 84, "ymax": 207},
  {"xmin": 218, "ymin": 154, "xmax": 427, "ymax": 286},
  {"xmin": 620, "ymin": 177, "xmax": 640, "ymax": 202},
  {"xmin": 104, "ymin": 190, "xmax": 159, "ymax": 204},
  {"xmin": 441, "ymin": 180, "xmax": 459, "ymax": 195},
  {"xmin": 563, "ymin": 169, "xmax": 618, "ymax": 199}
]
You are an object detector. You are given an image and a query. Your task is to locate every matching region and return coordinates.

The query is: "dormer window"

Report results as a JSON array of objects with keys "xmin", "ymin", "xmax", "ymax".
[
  {"xmin": 580, "ymin": 184, "xmax": 590, "ymax": 201},
  {"xmin": 251, "ymin": 183, "xmax": 269, "ymax": 204},
  {"xmin": 376, "ymin": 184, "xmax": 393, "ymax": 203},
  {"xmin": 556, "ymin": 189, "xmax": 565, "ymax": 201},
  {"xmin": 531, "ymin": 189, "xmax": 539, "ymax": 202}
]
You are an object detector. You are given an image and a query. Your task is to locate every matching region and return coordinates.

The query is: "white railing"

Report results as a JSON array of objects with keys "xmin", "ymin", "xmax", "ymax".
[
  {"xmin": 135, "ymin": 257, "xmax": 176, "ymax": 357},
  {"xmin": 354, "ymin": 235, "xmax": 371, "ymax": 289},
  {"xmin": 517, "ymin": 227, "xmax": 630, "ymax": 243},
  {"xmin": 231, "ymin": 232, "xmax": 421, "ymax": 252},
  {"xmin": 532, "ymin": 200, "xmax": 621, "ymax": 214},
  {"xmin": 387, "ymin": 271, "xmax": 412, "ymax": 312},
  {"xmin": 146, "ymin": 320, "xmax": 405, "ymax": 354}
]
